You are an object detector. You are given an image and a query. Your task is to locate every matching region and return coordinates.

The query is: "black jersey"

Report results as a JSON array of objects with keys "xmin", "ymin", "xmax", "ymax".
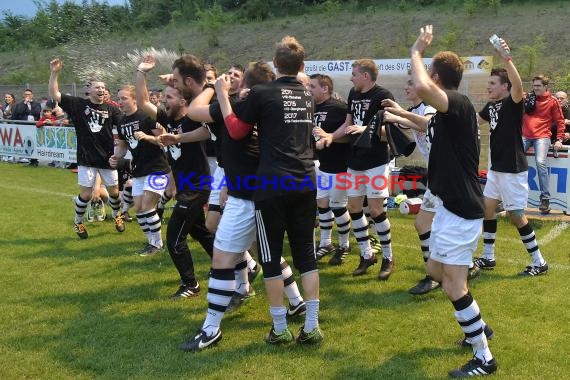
[
  {"xmin": 237, "ymin": 76, "xmax": 316, "ymax": 201},
  {"xmin": 346, "ymin": 85, "xmax": 393, "ymax": 170},
  {"xmin": 209, "ymin": 100, "xmax": 259, "ymax": 200},
  {"xmin": 204, "ymin": 103, "xmax": 225, "ymax": 168},
  {"xmin": 426, "ymin": 90, "xmax": 483, "ymax": 219},
  {"xmin": 116, "ymin": 110, "xmax": 170, "ymax": 178},
  {"xmin": 59, "ymin": 94, "xmax": 122, "ymax": 169},
  {"xmin": 314, "ymin": 98, "xmax": 350, "ymax": 174},
  {"xmin": 156, "ymin": 108, "xmax": 210, "ymax": 202},
  {"xmin": 479, "ymin": 95, "xmax": 527, "ymax": 173}
]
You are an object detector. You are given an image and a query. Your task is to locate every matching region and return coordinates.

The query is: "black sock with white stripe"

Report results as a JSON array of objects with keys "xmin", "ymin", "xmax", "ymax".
[
  {"xmin": 418, "ymin": 230, "xmax": 430, "ymax": 263},
  {"xmin": 74, "ymin": 195, "xmax": 89, "ymax": 224},
  {"xmin": 372, "ymin": 212, "xmax": 392, "ymax": 259},
  {"xmin": 483, "ymin": 219, "xmax": 497, "ymax": 260},
  {"xmin": 452, "ymin": 293, "xmax": 493, "ymax": 363},
  {"xmin": 332, "ymin": 207, "xmax": 351, "ymax": 249},
  {"xmin": 518, "ymin": 223, "xmax": 545, "ymax": 266},
  {"xmin": 158, "ymin": 192, "xmax": 171, "ymax": 209},
  {"xmin": 136, "ymin": 212, "xmax": 150, "ymax": 241},
  {"xmin": 202, "ymin": 268, "xmax": 235, "ymax": 336},
  {"xmin": 121, "ymin": 186, "xmax": 133, "ymax": 213},
  {"xmin": 234, "ymin": 258, "xmax": 249, "ymax": 295},
  {"xmin": 317, "ymin": 207, "xmax": 334, "ymax": 247},
  {"xmin": 108, "ymin": 194, "xmax": 121, "ymax": 218},
  {"xmin": 144, "ymin": 209, "xmax": 162, "ymax": 248},
  {"xmin": 350, "ymin": 211, "xmax": 372, "ymax": 259},
  {"xmin": 281, "ymin": 258, "xmax": 303, "ymax": 307}
]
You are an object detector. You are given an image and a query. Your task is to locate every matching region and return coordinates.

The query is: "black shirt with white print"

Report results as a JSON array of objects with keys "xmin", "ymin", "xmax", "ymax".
[
  {"xmin": 237, "ymin": 76, "xmax": 316, "ymax": 201},
  {"xmin": 116, "ymin": 109, "xmax": 170, "ymax": 178},
  {"xmin": 59, "ymin": 94, "xmax": 122, "ymax": 169},
  {"xmin": 204, "ymin": 97, "xmax": 225, "ymax": 168},
  {"xmin": 209, "ymin": 100, "xmax": 259, "ymax": 200},
  {"xmin": 156, "ymin": 108, "xmax": 210, "ymax": 202},
  {"xmin": 314, "ymin": 98, "xmax": 350, "ymax": 174},
  {"xmin": 426, "ymin": 90, "xmax": 484, "ymax": 219},
  {"xmin": 347, "ymin": 85, "xmax": 394, "ymax": 170},
  {"xmin": 479, "ymin": 94, "xmax": 527, "ymax": 173}
]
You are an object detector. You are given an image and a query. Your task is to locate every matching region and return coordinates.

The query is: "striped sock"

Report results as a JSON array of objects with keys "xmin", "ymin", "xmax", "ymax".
[
  {"xmin": 74, "ymin": 195, "xmax": 89, "ymax": 224},
  {"xmin": 373, "ymin": 212, "xmax": 392, "ymax": 259},
  {"xmin": 144, "ymin": 209, "xmax": 162, "ymax": 248},
  {"xmin": 234, "ymin": 258, "xmax": 249, "ymax": 295},
  {"xmin": 332, "ymin": 207, "xmax": 351, "ymax": 249},
  {"xmin": 350, "ymin": 211, "xmax": 372, "ymax": 259},
  {"xmin": 482, "ymin": 219, "xmax": 497, "ymax": 260},
  {"xmin": 318, "ymin": 207, "xmax": 334, "ymax": 247},
  {"xmin": 202, "ymin": 268, "xmax": 235, "ymax": 336},
  {"xmin": 108, "ymin": 194, "xmax": 121, "ymax": 218},
  {"xmin": 281, "ymin": 258, "xmax": 303, "ymax": 307},
  {"xmin": 518, "ymin": 223, "xmax": 545, "ymax": 266},
  {"xmin": 452, "ymin": 293, "xmax": 493, "ymax": 363},
  {"xmin": 419, "ymin": 230, "xmax": 431, "ymax": 262},
  {"xmin": 121, "ymin": 186, "xmax": 133, "ymax": 213}
]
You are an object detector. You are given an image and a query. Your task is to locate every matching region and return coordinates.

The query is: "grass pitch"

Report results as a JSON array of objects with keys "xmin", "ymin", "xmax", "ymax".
[{"xmin": 1, "ymin": 162, "xmax": 569, "ymax": 379}]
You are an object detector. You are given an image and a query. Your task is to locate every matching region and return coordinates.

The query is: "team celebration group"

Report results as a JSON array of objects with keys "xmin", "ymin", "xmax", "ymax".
[{"xmin": 46, "ymin": 25, "xmax": 564, "ymax": 377}]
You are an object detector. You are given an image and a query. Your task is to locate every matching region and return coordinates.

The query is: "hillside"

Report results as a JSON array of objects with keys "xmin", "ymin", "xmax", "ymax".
[{"xmin": 0, "ymin": 0, "xmax": 569, "ymax": 94}]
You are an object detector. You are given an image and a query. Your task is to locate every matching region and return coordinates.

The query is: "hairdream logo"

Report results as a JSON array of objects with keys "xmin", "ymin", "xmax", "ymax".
[{"xmin": 147, "ymin": 172, "xmax": 422, "ymax": 192}]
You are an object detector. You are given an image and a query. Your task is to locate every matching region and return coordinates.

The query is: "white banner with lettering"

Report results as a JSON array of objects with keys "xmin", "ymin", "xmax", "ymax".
[
  {"xmin": 299, "ymin": 56, "xmax": 492, "ymax": 100},
  {"xmin": 0, "ymin": 121, "xmax": 77, "ymax": 162},
  {"xmin": 303, "ymin": 56, "xmax": 492, "ymax": 76}
]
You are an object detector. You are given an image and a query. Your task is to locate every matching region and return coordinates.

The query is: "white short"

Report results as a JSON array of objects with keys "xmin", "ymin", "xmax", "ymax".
[
  {"xmin": 420, "ymin": 187, "xmax": 443, "ymax": 213},
  {"xmin": 131, "ymin": 174, "xmax": 168, "ymax": 197},
  {"xmin": 316, "ymin": 169, "xmax": 348, "ymax": 208},
  {"xmin": 208, "ymin": 166, "xmax": 225, "ymax": 206},
  {"xmin": 430, "ymin": 205, "xmax": 482, "ymax": 266},
  {"xmin": 483, "ymin": 170, "xmax": 528, "ymax": 211},
  {"xmin": 78, "ymin": 166, "xmax": 118, "ymax": 188},
  {"xmin": 207, "ymin": 157, "xmax": 218, "ymax": 177},
  {"xmin": 214, "ymin": 196, "xmax": 256, "ymax": 253},
  {"xmin": 346, "ymin": 165, "xmax": 390, "ymax": 199}
]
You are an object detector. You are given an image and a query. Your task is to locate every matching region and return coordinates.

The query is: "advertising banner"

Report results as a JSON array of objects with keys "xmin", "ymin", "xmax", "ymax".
[{"xmin": 0, "ymin": 121, "xmax": 77, "ymax": 162}]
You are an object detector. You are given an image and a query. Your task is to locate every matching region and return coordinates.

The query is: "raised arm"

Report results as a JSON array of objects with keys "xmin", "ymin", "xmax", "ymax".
[
  {"xmin": 214, "ymin": 74, "xmax": 253, "ymax": 140},
  {"xmin": 496, "ymin": 39, "xmax": 523, "ymax": 103},
  {"xmin": 411, "ymin": 25, "xmax": 449, "ymax": 113},
  {"xmin": 48, "ymin": 58, "xmax": 63, "ymax": 103},
  {"xmin": 187, "ymin": 86, "xmax": 215, "ymax": 123},
  {"xmin": 136, "ymin": 55, "xmax": 158, "ymax": 120}
]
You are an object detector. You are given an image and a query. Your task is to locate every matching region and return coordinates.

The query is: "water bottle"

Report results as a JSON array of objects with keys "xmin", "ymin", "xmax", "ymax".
[{"xmin": 489, "ymin": 34, "xmax": 511, "ymax": 59}]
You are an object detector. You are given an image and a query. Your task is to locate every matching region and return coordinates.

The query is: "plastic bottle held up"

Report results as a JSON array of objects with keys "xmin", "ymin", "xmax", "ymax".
[{"xmin": 489, "ymin": 34, "xmax": 511, "ymax": 59}]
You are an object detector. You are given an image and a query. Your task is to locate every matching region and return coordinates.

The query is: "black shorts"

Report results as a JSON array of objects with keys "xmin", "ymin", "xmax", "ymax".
[{"xmin": 255, "ymin": 191, "xmax": 317, "ymax": 278}]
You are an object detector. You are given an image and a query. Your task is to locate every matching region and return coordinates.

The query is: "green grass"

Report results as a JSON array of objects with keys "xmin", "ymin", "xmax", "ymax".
[{"xmin": 1, "ymin": 162, "xmax": 569, "ymax": 379}]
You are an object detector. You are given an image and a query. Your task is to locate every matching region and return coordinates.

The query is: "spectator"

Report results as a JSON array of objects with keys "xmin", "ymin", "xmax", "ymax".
[
  {"xmin": 12, "ymin": 89, "xmax": 42, "ymax": 165},
  {"xmin": 3, "ymin": 93, "xmax": 17, "ymax": 119},
  {"xmin": 11, "ymin": 89, "xmax": 42, "ymax": 121},
  {"xmin": 522, "ymin": 75, "xmax": 564, "ymax": 214},
  {"xmin": 554, "ymin": 91, "xmax": 570, "ymax": 143},
  {"xmin": 36, "ymin": 101, "xmax": 58, "ymax": 127},
  {"xmin": 1, "ymin": 93, "xmax": 18, "ymax": 162},
  {"xmin": 149, "ymin": 90, "xmax": 165, "ymax": 111},
  {"xmin": 103, "ymin": 89, "xmax": 120, "ymax": 108}
]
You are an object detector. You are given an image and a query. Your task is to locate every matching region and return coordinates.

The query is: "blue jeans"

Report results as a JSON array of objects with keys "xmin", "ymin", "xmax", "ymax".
[{"xmin": 523, "ymin": 137, "xmax": 550, "ymax": 200}]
